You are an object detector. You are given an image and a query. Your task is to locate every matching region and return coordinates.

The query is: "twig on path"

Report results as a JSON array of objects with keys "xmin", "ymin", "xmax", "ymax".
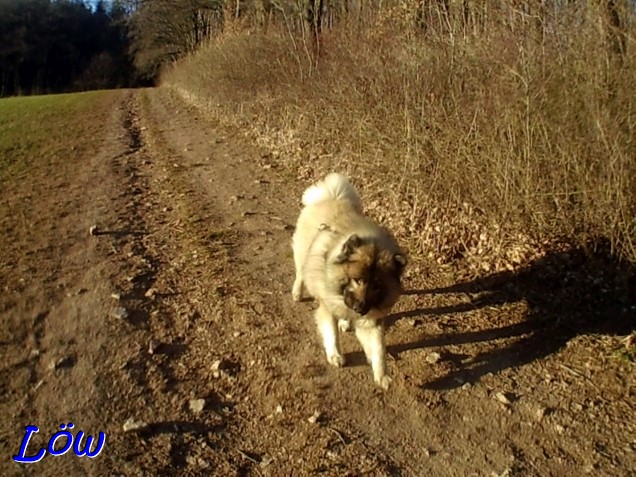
[
  {"xmin": 559, "ymin": 364, "xmax": 602, "ymax": 394},
  {"xmin": 236, "ymin": 449, "xmax": 264, "ymax": 475},
  {"xmin": 328, "ymin": 427, "xmax": 347, "ymax": 446}
]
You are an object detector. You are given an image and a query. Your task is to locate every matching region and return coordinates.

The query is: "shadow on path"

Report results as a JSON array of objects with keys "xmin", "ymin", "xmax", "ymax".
[{"xmin": 389, "ymin": 244, "xmax": 635, "ymax": 389}]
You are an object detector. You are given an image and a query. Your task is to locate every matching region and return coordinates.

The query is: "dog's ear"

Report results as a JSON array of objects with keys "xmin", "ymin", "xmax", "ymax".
[
  {"xmin": 335, "ymin": 234, "xmax": 363, "ymax": 263},
  {"xmin": 393, "ymin": 253, "xmax": 407, "ymax": 275}
]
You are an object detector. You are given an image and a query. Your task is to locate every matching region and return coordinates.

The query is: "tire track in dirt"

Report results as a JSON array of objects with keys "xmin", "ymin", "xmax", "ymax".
[
  {"xmin": 1, "ymin": 90, "xmax": 234, "ymax": 476},
  {"xmin": 0, "ymin": 90, "xmax": 144, "ymax": 476},
  {"xmin": 97, "ymin": 92, "xmax": 235, "ymax": 475}
]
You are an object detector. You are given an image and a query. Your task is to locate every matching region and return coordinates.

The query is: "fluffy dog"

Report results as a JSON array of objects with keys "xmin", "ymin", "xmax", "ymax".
[{"xmin": 292, "ymin": 173, "xmax": 406, "ymax": 389}]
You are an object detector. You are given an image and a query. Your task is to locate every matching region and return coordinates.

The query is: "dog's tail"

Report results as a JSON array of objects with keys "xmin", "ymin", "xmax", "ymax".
[{"xmin": 302, "ymin": 173, "xmax": 362, "ymax": 209}]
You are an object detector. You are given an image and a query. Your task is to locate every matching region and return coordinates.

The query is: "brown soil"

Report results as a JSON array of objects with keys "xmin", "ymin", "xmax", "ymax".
[{"xmin": 1, "ymin": 88, "xmax": 634, "ymax": 477}]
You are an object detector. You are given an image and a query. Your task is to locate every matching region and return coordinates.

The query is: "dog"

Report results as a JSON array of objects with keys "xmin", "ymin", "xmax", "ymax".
[{"xmin": 291, "ymin": 173, "xmax": 407, "ymax": 389}]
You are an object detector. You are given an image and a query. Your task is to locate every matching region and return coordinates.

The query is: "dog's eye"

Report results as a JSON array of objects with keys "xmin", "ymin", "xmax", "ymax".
[{"xmin": 352, "ymin": 278, "xmax": 366, "ymax": 287}]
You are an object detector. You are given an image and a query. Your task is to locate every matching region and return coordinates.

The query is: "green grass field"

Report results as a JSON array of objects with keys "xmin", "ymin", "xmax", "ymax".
[{"xmin": 0, "ymin": 91, "xmax": 115, "ymax": 181}]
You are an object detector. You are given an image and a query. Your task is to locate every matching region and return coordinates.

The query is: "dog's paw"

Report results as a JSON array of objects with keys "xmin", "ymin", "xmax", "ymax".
[
  {"xmin": 291, "ymin": 284, "xmax": 303, "ymax": 302},
  {"xmin": 374, "ymin": 375, "xmax": 392, "ymax": 390},
  {"xmin": 338, "ymin": 319, "xmax": 352, "ymax": 332},
  {"xmin": 327, "ymin": 353, "xmax": 346, "ymax": 368},
  {"xmin": 291, "ymin": 277, "xmax": 303, "ymax": 302}
]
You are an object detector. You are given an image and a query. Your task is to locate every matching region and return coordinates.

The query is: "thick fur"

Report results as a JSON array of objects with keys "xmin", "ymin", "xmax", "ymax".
[{"xmin": 292, "ymin": 173, "xmax": 406, "ymax": 390}]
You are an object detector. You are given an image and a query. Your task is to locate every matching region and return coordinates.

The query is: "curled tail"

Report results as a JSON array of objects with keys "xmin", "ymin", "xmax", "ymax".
[{"xmin": 301, "ymin": 173, "xmax": 362, "ymax": 209}]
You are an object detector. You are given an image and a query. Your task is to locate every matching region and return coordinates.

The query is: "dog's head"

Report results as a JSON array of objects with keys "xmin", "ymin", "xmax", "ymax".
[{"xmin": 329, "ymin": 234, "xmax": 406, "ymax": 316}]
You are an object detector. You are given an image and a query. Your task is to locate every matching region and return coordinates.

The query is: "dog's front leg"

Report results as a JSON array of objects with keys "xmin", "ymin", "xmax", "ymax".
[
  {"xmin": 315, "ymin": 304, "xmax": 345, "ymax": 367},
  {"xmin": 291, "ymin": 231, "xmax": 309, "ymax": 302},
  {"xmin": 291, "ymin": 273, "xmax": 303, "ymax": 302},
  {"xmin": 355, "ymin": 320, "xmax": 391, "ymax": 390},
  {"xmin": 291, "ymin": 248, "xmax": 304, "ymax": 302}
]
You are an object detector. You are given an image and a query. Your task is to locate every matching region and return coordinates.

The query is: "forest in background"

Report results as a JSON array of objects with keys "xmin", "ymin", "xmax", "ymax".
[
  {"xmin": 0, "ymin": 0, "xmax": 223, "ymax": 96},
  {"xmin": 0, "ymin": 0, "xmax": 132, "ymax": 96}
]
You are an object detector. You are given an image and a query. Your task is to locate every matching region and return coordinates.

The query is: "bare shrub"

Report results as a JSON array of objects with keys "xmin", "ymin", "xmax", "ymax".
[{"xmin": 164, "ymin": 0, "xmax": 636, "ymax": 272}]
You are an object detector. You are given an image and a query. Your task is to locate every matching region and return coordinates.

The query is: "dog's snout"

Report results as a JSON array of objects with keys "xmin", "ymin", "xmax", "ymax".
[
  {"xmin": 353, "ymin": 301, "xmax": 370, "ymax": 316},
  {"xmin": 344, "ymin": 291, "xmax": 370, "ymax": 316}
]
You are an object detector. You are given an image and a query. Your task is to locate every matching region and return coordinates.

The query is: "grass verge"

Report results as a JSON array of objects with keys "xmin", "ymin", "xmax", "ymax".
[{"xmin": 0, "ymin": 91, "xmax": 117, "ymax": 182}]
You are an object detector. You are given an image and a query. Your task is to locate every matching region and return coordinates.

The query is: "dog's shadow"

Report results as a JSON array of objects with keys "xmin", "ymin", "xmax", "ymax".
[{"xmin": 384, "ymin": 243, "xmax": 635, "ymax": 390}]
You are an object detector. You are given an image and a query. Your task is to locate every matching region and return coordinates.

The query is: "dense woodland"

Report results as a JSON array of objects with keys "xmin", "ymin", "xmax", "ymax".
[
  {"xmin": 0, "ymin": 0, "xmax": 130, "ymax": 96},
  {"xmin": 0, "ymin": 0, "xmax": 218, "ymax": 96}
]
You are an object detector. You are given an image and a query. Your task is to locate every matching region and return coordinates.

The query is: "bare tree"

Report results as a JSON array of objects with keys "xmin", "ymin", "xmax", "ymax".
[{"xmin": 128, "ymin": 0, "xmax": 222, "ymax": 80}]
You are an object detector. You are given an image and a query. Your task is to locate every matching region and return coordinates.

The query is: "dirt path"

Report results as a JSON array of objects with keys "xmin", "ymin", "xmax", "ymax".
[{"xmin": 1, "ymin": 88, "xmax": 634, "ymax": 476}]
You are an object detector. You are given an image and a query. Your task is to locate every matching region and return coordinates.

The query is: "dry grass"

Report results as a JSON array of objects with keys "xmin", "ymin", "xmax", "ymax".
[{"xmin": 163, "ymin": 1, "xmax": 635, "ymax": 273}]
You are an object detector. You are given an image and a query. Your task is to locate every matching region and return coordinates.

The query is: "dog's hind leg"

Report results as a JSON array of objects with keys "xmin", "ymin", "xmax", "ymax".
[
  {"xmin": 355, "ymin": 320, "xmax": 391, "ymax": 390},
  {"xmin": 315, "ymin": 304, "xmax": 345, "ymax": 367}
]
